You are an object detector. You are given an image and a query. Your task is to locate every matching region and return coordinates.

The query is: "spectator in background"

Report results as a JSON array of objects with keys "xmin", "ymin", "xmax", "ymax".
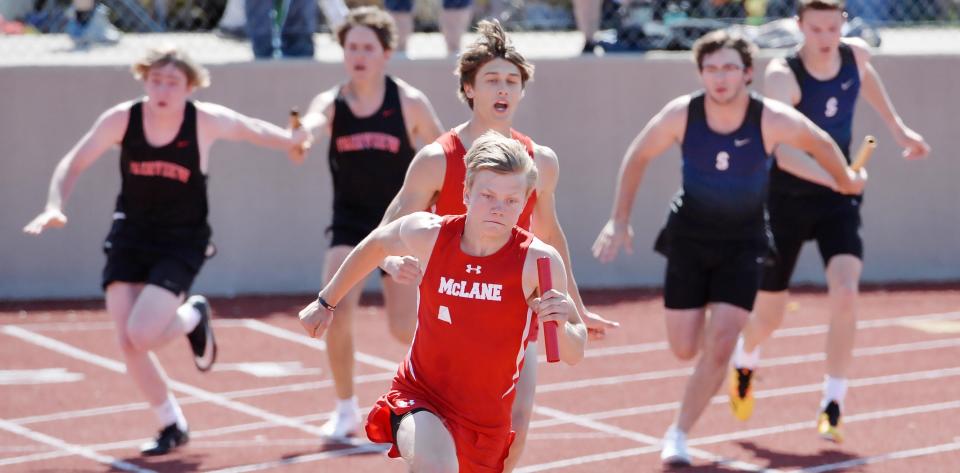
[
  {"xmin": 0, "ymin": 0, "xmax": 33, "ymax": 23},
  {"xmin": 763, "ymin": 0, "xmax": 799, "ymax": 19},
  {"xmin": 215, "ymin": 0, "xmax": 248, "ymax": 39},
  {"xmin": 245, "ymin": 0, "xmax": 317, "ymax": 58},
  {"xmin": 387, "ymin": 0, "xmax": 472, "ymax": 56},
  {"xmin": 217, "ymin": 0, "xmax": 348, "ymax": 44},
  {"xmin": 653, "ymin": 0, "xmax": 747, "ymax": 21},
  {"xmin": 573, "ymin": 0, "xmax": 602, "ymax": 54},
  {"xmin": 320, "ymin": 0, "xmax": 350, "ymax": 30},
  {"xmin": 67, "ymin": 0, "xmax": 120, "ymax": 47}
]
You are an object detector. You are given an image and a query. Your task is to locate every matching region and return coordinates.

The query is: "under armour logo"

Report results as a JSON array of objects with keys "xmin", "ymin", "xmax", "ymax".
[
  {"xmin": 466, "ymin": 264, "xmax": 482, "ymax": 274},
  {"xmin": 841, "ymin": 79, "xmax": 855, "ymax": 91}
]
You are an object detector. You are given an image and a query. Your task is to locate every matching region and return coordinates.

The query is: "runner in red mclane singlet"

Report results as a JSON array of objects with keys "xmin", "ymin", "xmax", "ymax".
[{"xmin": 298, "ymin": 132, "xmax": 586, "ymax": 472}]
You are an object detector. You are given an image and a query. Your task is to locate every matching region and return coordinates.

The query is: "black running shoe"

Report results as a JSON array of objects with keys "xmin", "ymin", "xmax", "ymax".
[
  {"xmin": 140, "ymin": 423, "xmax": 189, "ymax": 456},
  {"xmin": 185, "ymin": 295, "xmax": 217, "ymax": 372},
  {"xmin": 582, "ymin": 40, "xmax": 598, "ymax": 55}
]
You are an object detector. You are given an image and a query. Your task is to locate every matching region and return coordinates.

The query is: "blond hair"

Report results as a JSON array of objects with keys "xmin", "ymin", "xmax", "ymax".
[
  {"xmin": 455, "ymin": 20, "xmax": 534, "ymax": 109},
  {"xmin": 131, "ymin": 45, "xmax": 210, "ymax": 88},
  {"xmin": 464, "ymin": 131, "xmax": 538, "ymax": 195}
]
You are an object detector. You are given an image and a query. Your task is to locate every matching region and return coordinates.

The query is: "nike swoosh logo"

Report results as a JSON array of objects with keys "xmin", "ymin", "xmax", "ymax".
[
  {"xmin": 734, "ymin": 138, "xmax": 751, "ymax": 147},
  {"xmin": 841, "ymin": 79, "xmax": 855, "ymax": 90}
]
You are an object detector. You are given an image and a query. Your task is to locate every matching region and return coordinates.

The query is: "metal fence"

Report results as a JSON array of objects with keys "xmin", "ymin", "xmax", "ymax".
[
  {"xmin": 5, "ymin": 0, "xmax": 959, "ymax": 33},
  {"xmin": 10, "ymin": 0, "xmax": 226, "ymax": 34},
  {"xmin": 0, "ymin": 0, "xmax": 957, "ymax": 60}
]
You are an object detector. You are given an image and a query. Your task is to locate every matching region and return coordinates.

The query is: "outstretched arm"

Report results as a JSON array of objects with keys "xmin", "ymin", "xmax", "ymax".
[
  {"xmin": 299, "ymin": 212, "xmax": 441, "ymax": 337},
  {"xmin": 200, "ymin": 102, "xmax": 310, "ymax": 156},
  {"xmin": 24, "ymin": 106, "xmax": 127, "ymax": 235},
  {"xmin": 771, "ymin": 144, "xmax": 848, "ymax": 190},
  {"xmin": 300, "ymin": 88, "xmax": 336, "ymax": 141},
  {"xmin": 763, "ymin": 100, "xmax": 864, "ymax": 195},
  {"xmin": 593, "ymin": 97, "xmax": 686, "ymax": 263},
  {"xmin": 860, "ymin": 61, "xmax": 930, "ymax": 160}
]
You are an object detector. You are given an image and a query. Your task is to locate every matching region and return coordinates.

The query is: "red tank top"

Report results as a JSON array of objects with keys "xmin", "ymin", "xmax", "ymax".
[
  {"xmin": 434, "ymin": 129, "xmax": 538, "ymax": 230},
  {"xmin": 394, "ymin": 215, "xmax": 534, "ymax": 430}
]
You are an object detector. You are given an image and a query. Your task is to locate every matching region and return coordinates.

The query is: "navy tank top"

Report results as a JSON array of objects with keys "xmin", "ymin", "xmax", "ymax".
[
  {"xmin": 771, "ymin": 43, "xmax": 860, "ymax": 195},
  {"xmin": 667, "ymin": 91, "xmax": 771, "ymax": 240}
]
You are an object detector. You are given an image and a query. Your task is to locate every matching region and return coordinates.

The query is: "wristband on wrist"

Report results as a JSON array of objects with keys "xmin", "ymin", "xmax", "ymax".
[{"xmin": 317, "ymin": 295, "xmax": 336, "ymax": 311}]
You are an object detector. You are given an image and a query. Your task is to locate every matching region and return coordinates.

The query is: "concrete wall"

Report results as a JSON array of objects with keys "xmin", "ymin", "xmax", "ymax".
[{"xmin": 2, "ymin": 54, "xmax": 958, "ymax": 300}]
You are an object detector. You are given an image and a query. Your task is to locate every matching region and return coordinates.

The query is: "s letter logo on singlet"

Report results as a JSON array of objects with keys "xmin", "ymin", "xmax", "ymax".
[
  {"xmin": 825, "ymin": 97, "xmax": 839, "ymax": 118},
  {"xmin": 715, "ymin": 151, "xmax": 731, "ymax": 171}
]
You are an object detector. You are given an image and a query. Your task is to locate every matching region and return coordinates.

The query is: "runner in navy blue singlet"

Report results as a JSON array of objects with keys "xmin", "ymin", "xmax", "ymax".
[
  {"xmin": 732, "ymin": 1, "xmax": 931, "ymax": 441},
  {"xmin": 592, "ymin": 30, "xmax": 865, "ymax": 466}
]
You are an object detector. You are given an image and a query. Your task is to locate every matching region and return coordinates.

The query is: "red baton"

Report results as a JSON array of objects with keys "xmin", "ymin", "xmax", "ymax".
[{"xmin": 537, "ymin": 257, "xmax": 560, "ymax": 363}]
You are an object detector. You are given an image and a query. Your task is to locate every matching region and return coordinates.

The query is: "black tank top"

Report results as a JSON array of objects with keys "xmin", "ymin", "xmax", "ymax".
[
  {"xmin": 328, "ymin": 76, "xmax": 416, "ymax": 228},
  {"xmin": 111, "ymin": 101, "xmax": 210, "ymax": 249}
]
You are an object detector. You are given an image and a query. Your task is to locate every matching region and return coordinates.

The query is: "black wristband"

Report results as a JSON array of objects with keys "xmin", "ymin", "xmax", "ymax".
[{"xmin": 317, "ymin": 295, "xmax": 336, "ymax": 311}]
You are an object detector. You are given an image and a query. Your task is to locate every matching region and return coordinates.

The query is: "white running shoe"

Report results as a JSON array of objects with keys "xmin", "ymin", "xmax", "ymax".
[
  {"xmin": 660, "ymin": 424, "xmax": 691, "ymax": 466},
  {"xmin": 319, "ymin": 406, "xmax": 360, "ymax": 440}
]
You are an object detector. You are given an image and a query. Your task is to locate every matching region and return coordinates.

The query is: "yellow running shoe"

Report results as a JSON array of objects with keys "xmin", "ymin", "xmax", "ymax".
[
  {"xmin": 729, "ymin": 367, "xmax": 755, "ymax": 421},
  {"xmin": 817, "ymin": 400, "xmax": 843, "ymax": 443}
]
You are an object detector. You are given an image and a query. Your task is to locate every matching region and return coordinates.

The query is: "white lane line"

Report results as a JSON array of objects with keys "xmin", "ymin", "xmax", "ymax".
[
  {"xmin": 10, "ymin": 371, "xmax": 393, "ymax": 426},
  {"xmin": 532, "ymin": 405, "xmax": 765, "ymax": 471},
  {"xmin": 691, "ymin": 399, "xmax": 960, "ymax": 447},
  {"xmin": 536, "ymin": 337, "xmax": 960, "ymax": 394},
  {"xmin": 515, "ymin": 445, "xmax": 661, "ymax": 472},
  {"xmin": 5, "ymin": 319, "xmax": 250, "ymax": 332},
  {"xmin": 529, "ymin": 366, "xmax": 960, "ymax": 429},
  {"xmin": 539, "ymin": 311, "xmax": 960, "ymax": 363},
  {"xmin": 204, "ymin": 443, "xmax": 390, "ymax": 473},
  {"xmin": 0, "ymin": 419, "xmax": 155, "ymax": 472},
  {"xmin": 11, "ymin": 309, "xmax": 957, "ymax": 365},
  {"xmin": 1, "ymin": 408, "xmax": 372, "ymax": 466},
  {"xmin": 798, "ymin": 441, "xmax": 960, "ymax": 472},
  {"xmin": 239, "ymin": 319, "xmax": 399, "ymax": 371},
  {"xmin": 517, "ymin": 399, "xmax": 960, "ymax": 472},
  {"xmin": 2, "ymin": 326, "xmax": 329, "ymax": 438}
]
